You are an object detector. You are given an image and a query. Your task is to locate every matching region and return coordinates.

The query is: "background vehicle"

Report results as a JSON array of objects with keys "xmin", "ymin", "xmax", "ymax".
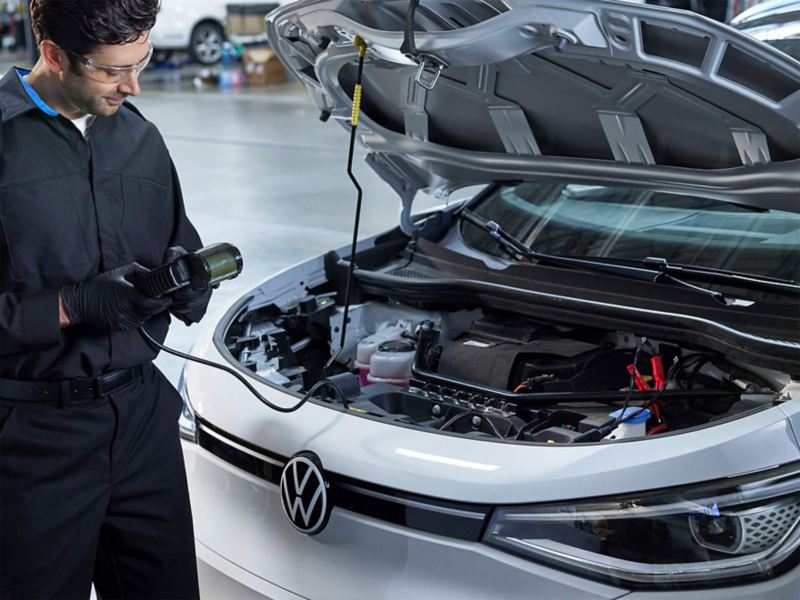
[
  {"xmin": 644, "ymin": 0, "xmax": 730, "ymax": 20},
  {"xmin": 151, "ymin": 0, "xmax": 281, "ymax": 64},
  {"xmin": 731, "ymin": 0, "xmax": 800, "ymax": 60}
]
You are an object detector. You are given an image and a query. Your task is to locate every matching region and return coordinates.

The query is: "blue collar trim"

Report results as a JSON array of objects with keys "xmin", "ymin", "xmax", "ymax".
[{"xmin": 15, "ymin": 69, "xmax": 59, "ymax": 117}]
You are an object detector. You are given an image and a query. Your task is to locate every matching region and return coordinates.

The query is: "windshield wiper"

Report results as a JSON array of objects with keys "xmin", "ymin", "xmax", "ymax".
[
  {"xmin": 643, "ymin": 257, "xmax": 800, "ymax": 299},
  {"xmin": 461, "ymin": 209, "xmax": 737, "ymax": 304},
  {"xmin": 461, "ymin": 209, "xmax": 800, "ymax": 301}
]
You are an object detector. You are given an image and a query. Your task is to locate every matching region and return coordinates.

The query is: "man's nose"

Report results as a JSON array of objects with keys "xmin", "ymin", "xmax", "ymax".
[{"xmin": 117, "ymin": 70, "xmax": 141, "ymax": 97}]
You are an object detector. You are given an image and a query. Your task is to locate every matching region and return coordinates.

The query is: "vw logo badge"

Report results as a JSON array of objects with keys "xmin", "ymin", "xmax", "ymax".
[{"xmin": 280, "ymin": 452, "xmax": 332, "ymax": 535}]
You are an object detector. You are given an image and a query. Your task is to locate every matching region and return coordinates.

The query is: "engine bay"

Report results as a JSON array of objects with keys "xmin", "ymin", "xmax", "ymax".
[{"xmin": 223, "ymin": 291, "xmax": 785, "ymax": 444}]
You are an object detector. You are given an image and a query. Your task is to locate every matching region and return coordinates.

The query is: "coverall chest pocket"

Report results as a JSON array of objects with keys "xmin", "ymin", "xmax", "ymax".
[
  {"xmin": 120, "ymin": 176, "xmax": 172, "ymax": 265},
  {"xmin": 0, "ymin": 177, "xmax": 99, "ymax": 278}
]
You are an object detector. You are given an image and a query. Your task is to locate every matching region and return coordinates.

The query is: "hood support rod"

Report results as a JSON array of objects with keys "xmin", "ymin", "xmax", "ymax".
[{"xmin": 324, "ymin": 37, "xmax": 369, "ymax": 374}]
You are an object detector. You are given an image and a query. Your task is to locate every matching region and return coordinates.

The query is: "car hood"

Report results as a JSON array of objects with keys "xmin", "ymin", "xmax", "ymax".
[{"xmin": 267, "ymin": 0, "xmax": 800, "ymax": 215}]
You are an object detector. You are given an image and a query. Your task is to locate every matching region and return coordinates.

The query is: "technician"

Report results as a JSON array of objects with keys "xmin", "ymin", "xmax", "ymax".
[{"xmin": 0, "ymin": 1, "xmax": 209, "ymax": 598}]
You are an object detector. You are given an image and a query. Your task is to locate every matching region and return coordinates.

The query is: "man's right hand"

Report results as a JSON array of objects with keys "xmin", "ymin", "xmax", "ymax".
[{"xmin": 60, "ymin": 263, "xmax": 173, "ymax": 331}]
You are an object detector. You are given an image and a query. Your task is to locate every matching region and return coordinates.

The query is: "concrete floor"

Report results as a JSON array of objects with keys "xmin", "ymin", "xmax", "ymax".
[{"xmin": 132, "ymin": 78, "xmax": 443, "ymax": 384}]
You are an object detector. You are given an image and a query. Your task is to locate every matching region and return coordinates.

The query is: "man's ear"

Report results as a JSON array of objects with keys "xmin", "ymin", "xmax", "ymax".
[{"xmin": 40, "ymin": 39, "xmax": 69, "ymax": 75}]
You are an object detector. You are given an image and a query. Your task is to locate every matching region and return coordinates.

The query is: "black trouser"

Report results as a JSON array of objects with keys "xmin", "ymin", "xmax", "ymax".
[{"xmin": 0, "ymin": 363, "xmax": 199, "ymax": 599}]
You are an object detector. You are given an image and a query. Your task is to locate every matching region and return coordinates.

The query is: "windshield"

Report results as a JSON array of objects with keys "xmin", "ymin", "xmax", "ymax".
[{"xmin": 461, "ymin": 182, "xmax": 800, "ymax": 284}]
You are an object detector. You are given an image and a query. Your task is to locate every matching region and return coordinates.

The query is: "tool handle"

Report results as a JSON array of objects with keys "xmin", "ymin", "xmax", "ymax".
[{"xmin": 130, "ymin": 260, "xmax": 192, "ymax": 298}]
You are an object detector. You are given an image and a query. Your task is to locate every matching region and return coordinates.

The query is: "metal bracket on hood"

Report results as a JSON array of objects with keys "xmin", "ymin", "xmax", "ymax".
[
  {"xmin": 731, "ymin": 129, "xmax": 772, "ymax": 166},
  {"xmin": 597, "ymin": 111, "xmax": 656, "ymax": 166},
  {"xmin": 489, "ymin": 106, "xmax": 542, "ymax": 156},
  {"xmin": 402, "ymin": 75, "xmax": 429, "ymax": 141},
  {"xmin": 415, "ymin": 54, "xmax": 448, "ymax": 90}
]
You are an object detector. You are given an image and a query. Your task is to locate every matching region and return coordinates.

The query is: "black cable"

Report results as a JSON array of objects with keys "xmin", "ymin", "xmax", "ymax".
[
  {"xmin": 483, "ymin": 415, "xmax": 505, "ymax": 439},
  {"xmin": 437, "ymin": 411, "xmax": 504, "ymax": 439},
  {"xmin": 515, "ymin": 418, "xmax": 542, "ymax": 441},
  {"xmin": 401, "ymin": 0, "xmax": 422, "ymax": 57},
  {"xmin": 623, "ymin": 356, "xmax": 681, "ymax": 423},
  {"xmin": 688, "ymin": 356, "xmax": 712, "ymax": 389},
  {"xmin": 324, "ymin": 41, "xmax": 368, "ymax": 375},
  {"xmin": 438, "ymin": 411, "xmax": 468, "ymax": 431},
  {"xmin": 139, "ymin": 328, "xmax": 343, "ymax": 413},
  {"xmin": 614, "ymin": 339, "xmax": 645, "ymax": 426},
  {"xmin": 572, "ymin": 352, "xmax": 685, "ymax": 443},
  {"xmin": 570, "ymin": 339, "xmax": 644, "ymax": 443},
  {"xmin": 673, "ymin": 352, "xmax": 712, "ymax": 389}
]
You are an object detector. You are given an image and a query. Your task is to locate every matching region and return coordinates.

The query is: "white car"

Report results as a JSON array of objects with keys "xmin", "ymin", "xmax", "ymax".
[
  {"xmin": 178, "ymin": 0, "xmax": 800, "ymax": 598},
  {"xmin": 150, "ymin": 0, "xmax": 282, "ymax": 64}
]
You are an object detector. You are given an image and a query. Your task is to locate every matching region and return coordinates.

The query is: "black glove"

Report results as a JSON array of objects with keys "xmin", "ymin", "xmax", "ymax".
[
  {"xmin": 163, "ymin": 246, "xmax": 213, "ymax": 326},
  {"xmin": 61, "ymin": 263, "xmax": 173, "ymax": 331}
]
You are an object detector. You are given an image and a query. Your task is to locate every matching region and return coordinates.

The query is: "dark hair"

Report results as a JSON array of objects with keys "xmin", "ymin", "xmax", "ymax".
[{"xmin": 30, "ymin": 0, "xmax": 160, "ymax": 55}]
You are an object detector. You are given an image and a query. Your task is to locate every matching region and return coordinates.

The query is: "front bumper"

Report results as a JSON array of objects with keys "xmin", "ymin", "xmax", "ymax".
[
  {"xmin": 183, "ymin": 441, "xmax": 800, "ymax": 599},
  {"xmin": 183, "ymin": 441, "xmax": 624, "ymax": 599}
]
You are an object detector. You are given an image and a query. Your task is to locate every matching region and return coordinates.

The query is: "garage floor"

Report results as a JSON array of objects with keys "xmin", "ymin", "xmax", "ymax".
[{"xmin": 133, "ymin": 78, "xmax": 444, "ymax": 384}]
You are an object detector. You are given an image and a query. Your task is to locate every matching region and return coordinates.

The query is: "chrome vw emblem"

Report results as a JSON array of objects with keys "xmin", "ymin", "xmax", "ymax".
[{"xmin": 280, "ymin": 452, "xmax": 332, "ymax": 535}]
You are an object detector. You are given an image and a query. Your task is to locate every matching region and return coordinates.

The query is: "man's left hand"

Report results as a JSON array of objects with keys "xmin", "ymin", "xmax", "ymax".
[{"xmin": 163, "ymin": 246, "xmax": 213, "ymax": 326}]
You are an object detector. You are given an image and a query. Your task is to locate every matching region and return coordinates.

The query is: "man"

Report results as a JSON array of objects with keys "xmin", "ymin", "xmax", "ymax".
[{"xmin": 0, "ymin": 1, "xmax": 211, "ymax": 597}]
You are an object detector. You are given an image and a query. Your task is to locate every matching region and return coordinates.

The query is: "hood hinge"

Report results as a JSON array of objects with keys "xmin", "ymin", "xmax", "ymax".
[{"xmin": 365, "ymin": 152, "xmax": 423, "ymax": 235}]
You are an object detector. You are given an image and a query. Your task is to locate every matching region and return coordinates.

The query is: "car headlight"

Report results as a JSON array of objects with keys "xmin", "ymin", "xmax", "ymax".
[
  {"xmin": 177, "ymin": 364, "xmax": 197, "ymax": 443},
  {"xmin": 484, "ymin": 462, "xmax": 800, "ymax": 589}
]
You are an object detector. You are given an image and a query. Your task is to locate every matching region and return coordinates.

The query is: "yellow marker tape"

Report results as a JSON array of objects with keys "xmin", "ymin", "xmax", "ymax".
[
  {"xmin": 353, "ymin": 36, "xmax": 368, "ymax": 58},
  {"xmin": 350, "ymin": 36, "xmax": 367, "ymax": 126},
  {"xmin": 351, "ymin": 84, "xmax": 363, "ymax": 126}
]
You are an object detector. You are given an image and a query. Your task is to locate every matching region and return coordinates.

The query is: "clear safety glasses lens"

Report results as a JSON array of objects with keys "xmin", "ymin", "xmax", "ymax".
[{"xmin": 72, "ymin": 44, "xmax": 153, "ymax": 84}]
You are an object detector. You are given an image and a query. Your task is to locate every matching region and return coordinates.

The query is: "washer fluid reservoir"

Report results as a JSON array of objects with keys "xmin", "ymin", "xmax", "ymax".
[{"xmin": 605, "ymin": 407, "xmax": 651, "ymax": 440}]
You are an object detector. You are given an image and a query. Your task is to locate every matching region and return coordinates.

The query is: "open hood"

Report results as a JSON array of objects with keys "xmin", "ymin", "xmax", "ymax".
[{"xmin": 267, "ymin": 0, "xmax": 800, "ymax": 215}]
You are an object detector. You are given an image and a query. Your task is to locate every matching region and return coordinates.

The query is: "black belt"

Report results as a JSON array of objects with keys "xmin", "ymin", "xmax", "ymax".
[{"xmin": 0, "ymin": 365, "xmax": 144, "ymax": 404}]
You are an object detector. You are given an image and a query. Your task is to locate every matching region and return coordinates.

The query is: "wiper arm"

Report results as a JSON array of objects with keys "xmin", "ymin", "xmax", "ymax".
[
  {"xmin": 644, "ymin": 257, "xmax": 800, "ymax": 298},
  {"xmin": 461, "ymin": 210, "xmax": 735, "ymax": 304},
  {"xmin": 460, "ymin": 210, "xmax": 533, "ymax": 259},
  {"xmin": 462, "ymin": 209, "xmax": 677, "ymax": 277}
]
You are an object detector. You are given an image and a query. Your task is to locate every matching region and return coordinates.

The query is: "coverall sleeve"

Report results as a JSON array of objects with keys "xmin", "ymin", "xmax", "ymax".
[
  {"xmin": 166, "ymin": 159, "xmax": 211, "ymax": 324},
  {"xmin": 0, "ymin": 289, "xmax": 61, "ymax": 355},
  {"xmin": 0, "ymin": 112, "xmax": 61, "ymax": 355}
]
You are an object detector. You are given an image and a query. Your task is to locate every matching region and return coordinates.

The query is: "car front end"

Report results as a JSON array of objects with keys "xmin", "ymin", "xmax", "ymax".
[{"xmin": 180, "ymin": 0, "xmax": 800, "ymax": 597}]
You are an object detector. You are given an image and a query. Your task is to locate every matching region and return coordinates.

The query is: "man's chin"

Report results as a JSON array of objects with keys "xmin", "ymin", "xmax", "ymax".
[{"xmin": 93, "ymin": 104, "xmax": 122, "ymax": 117}]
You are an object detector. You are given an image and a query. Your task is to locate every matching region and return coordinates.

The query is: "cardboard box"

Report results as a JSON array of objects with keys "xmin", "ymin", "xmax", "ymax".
[
  {"xmin": 243, "ymin": 48, "xmax": 287, "ymax": 86},
  {"xmin": 226, "ymin": 3, "xmax": 278, "ymax": 37}
]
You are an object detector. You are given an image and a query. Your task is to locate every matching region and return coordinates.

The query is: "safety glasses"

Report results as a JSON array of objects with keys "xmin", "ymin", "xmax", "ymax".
[{"xmin": 63, "ymin": 41, "xmax": 153, "ymax": 84}]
